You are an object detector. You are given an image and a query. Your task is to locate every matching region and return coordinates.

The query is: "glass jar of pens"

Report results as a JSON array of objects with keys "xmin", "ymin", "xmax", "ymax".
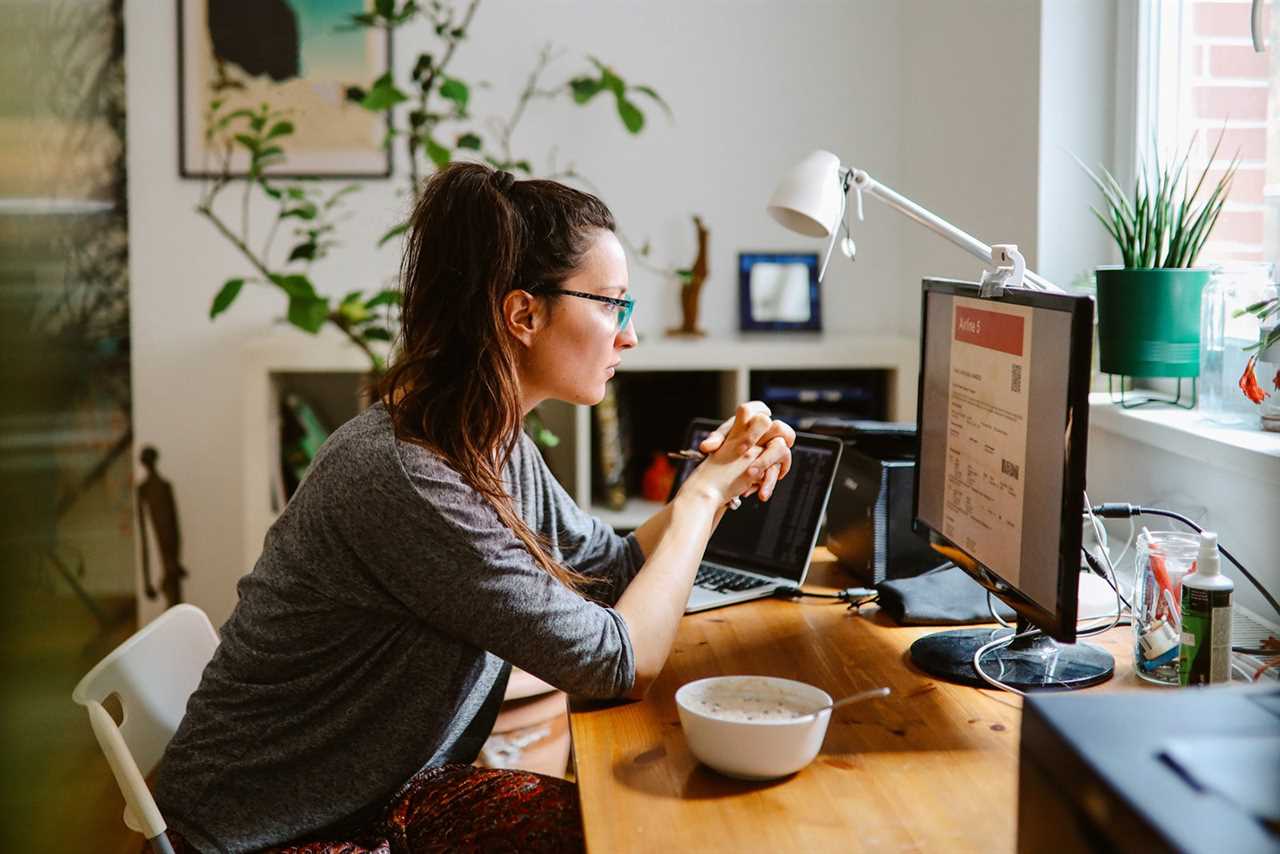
[{"xmin": 1132, "ymin": 530, "xmax": 1200, "ymax": 686}]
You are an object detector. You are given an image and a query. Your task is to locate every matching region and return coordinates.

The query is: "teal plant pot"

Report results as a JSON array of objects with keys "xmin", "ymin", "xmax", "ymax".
[{"xmin": 1095, "ymin": 267, "xmax": 1210, "ymax": 378}]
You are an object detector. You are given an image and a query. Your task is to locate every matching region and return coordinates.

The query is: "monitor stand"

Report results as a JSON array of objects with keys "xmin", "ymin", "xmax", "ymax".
[{"xmin": 909, "ymin": 616, "xmax": 1114, "ymax": 691}]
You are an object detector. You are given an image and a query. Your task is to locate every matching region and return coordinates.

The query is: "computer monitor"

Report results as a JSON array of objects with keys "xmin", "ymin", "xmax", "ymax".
[{"xmin": 909, "ymin": 278, "xmax": 1113, "ymax": 690}]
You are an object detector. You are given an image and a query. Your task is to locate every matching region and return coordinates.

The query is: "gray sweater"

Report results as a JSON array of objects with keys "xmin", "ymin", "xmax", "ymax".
[{"xmin": 153, "ymin": 404, "xmax": 642, "ymax": 853}]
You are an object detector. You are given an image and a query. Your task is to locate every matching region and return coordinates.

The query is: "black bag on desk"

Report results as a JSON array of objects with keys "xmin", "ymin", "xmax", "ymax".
[
  {"xmin": 804, "ymin": 419, "xmax": 948, "ymax": 584},
  {"xmin": 876, "ymin": 566, "xmax": 1016, "ymax": 626}
]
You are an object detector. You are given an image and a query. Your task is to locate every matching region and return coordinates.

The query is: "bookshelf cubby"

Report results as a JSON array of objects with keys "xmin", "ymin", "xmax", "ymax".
[{"xmin": 243, "ymin": 331, "xmax": 917, "ymax": 565}]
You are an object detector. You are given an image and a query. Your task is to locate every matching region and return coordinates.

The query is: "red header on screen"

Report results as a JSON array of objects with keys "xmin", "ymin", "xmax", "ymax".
[{"xmin": 953, "ymin": 306, "xmax": 1024, "ymax": 356}]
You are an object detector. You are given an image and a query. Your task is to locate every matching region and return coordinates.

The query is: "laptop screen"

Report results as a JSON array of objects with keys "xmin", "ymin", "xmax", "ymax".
[{"xmin": 670, "ymin": 421, "xmax": 842, "ymax": 582}]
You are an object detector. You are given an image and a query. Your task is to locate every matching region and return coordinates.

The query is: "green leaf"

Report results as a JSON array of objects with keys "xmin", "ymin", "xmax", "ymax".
[
  {"xmin": 439, "ymin": 77, "xmax": 470, "ymax": 110},
  {"xmin": 259, "ymin": 180, "xmax": 283, "ymax": 200},
  {"xmin": 411, "ymin": 53, "xmax": 434, "ymax": 81},
  {"xmin": 361, "ymin": 326, "xmax": 392, "ymax": 341},
  {"xmin": 210, "ymin": 278, "xmax": 244, "ymax": 319},
  {"xmin": 338, "ymin": 299, "xmax": 370, "ymax": 324},
  {"xmin": 361, "ymin": 73, "xmax": 409, "ymax": 111},
  {"xmin": 265, "ymin": 120, "xmax": 294, "ymax": 140},
  {"xmin": 378, "ymin": 222, "xmax": 409, "ymax": 247},
  {"xmin": 341, "ymin": 290, "xmax": 364, "ymax": 306},
  {"xmin": 570, "ymin": 77, "xmax": 605, "ymax": 104},
  {"xmin": 233, "ymin": 133, "xmax": 259, "ymax": 153},
  {"xmin": 365, "ymin": 289, "xmax": 400, "ymax": 309},
  {"xmin": 287, "ymin": 295, "xmax": 329, "ymax": 334},
  {"xmin": 324, "ymin": 183, "xmax": 360, "ymax": 209},
  {"xmin": 345, "ymin": 85, "xmax": 367, "ymax": 104},
  {"xmin": 631, "ymin": 83, "xmax": 672, "ymax": 117},
  {"xmin": 456, "ymin": 132, "xmax": 482, "ymax": 150},
  {"xmin": 616, "ymin": 97, "xmax": 644, "ymax": 133},
  {"xmin": 270, "ymin": 273, "xmax": 316, "ymax": 299},
  {"xmin": 280, "ymin": 203, "xmax": 318, "ymax": 221},
  {"xmin": 601, "ymin": 68, "xmax": 625, "ymax": 97},
  {"xmin": 424, "ymin": 136, "xmax": 451, "ymax": 167},
  {"xmin": 347, "ymin": 12, "xmax": 377, "ymax": 26},
  {"xmin": 287, "ymin": 242, "xmax": 317, "ymax": 263},
  {"xmin": 375, "ymin": 0, "xmax": 394, "ymax": 17}
]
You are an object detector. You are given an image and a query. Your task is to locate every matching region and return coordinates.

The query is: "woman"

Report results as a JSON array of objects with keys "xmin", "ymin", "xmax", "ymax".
[{"xmin": 152, "ymin": 163, "xmax": 794, "ymax": 853}]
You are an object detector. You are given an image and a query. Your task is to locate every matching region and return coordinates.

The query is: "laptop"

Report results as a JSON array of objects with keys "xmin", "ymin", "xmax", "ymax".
[{"xmin": 669, "ymin": 418, "xmax": 844, "ymax": 613}]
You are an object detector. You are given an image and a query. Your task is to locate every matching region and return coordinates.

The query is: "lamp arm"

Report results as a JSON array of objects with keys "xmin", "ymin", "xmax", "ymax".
[{"xmin": 847, "ymin": 168, "xmax": 1061, "ymax": 293}]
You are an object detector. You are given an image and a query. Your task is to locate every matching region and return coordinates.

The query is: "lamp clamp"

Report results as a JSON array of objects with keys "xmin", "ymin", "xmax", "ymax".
[{"xmin": 978, "ymin": 244, "xmax": 1026, "ymax": 298}]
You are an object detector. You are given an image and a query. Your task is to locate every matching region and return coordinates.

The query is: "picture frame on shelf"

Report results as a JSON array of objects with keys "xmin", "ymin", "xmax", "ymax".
[
  {"xmin": 738, "ymin": 252, "xmax": 821, "ymax": 332},
  {"xmin": 177, "ymin": 0, "xmax": 393, "ymax": 179}
]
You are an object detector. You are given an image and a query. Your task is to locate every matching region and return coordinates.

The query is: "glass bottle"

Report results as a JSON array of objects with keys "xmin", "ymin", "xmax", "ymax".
[
  {"xmin": 1256, "ymin": 287, "xmax": 1280, "ymax": 432},
  {"xmin": 1199, "ymin": 263, "xmax": 1276, "ymax": 425}
]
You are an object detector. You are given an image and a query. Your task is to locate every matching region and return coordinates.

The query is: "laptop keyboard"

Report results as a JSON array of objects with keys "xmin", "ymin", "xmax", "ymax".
[{"xmin": 694, "ymin": 564, "xmax": 771, "ymax": 593}]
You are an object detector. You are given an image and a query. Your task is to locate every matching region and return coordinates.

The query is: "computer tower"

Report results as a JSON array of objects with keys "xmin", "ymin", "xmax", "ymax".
[{"xmin": 806, "ymin": 420, "xmax": 945, "ymax": 584}]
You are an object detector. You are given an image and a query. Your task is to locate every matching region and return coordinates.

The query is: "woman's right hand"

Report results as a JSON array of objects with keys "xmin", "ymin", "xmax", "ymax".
[{"xmin": 674, "ymin": 403, "xmax": 791, "ymax": 511}]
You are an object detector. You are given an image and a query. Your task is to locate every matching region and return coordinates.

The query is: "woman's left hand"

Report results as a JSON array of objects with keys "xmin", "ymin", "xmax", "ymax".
[{"xmin": 697, "ymin": 402, "xmax": 795, "ymax": 502}]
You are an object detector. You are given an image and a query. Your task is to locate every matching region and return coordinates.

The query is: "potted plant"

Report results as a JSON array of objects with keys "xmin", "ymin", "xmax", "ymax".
[{"xmin": 1079, "ymin": 132, "xmax": 1238, "ymax": 383}]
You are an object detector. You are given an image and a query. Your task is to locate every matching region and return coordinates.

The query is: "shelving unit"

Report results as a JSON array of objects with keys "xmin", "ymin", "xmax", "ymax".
[{"xmin": 242, "ymin": 330, "xmax": 918, "ymax": 564}]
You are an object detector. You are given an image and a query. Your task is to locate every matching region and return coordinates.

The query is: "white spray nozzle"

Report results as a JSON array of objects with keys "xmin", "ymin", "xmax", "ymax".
[{"xmin": 1197, "ymin": 531, "xmax": 1220, "ymax": 577}]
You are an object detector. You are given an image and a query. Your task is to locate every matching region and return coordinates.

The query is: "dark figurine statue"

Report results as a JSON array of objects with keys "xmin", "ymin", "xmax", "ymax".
[
  {"xmin": 137, "ymin": 445, "xmax": 189, "ymax": 607},
  {"xmin": 667, "ymin": 215, "xmax": 709, "ymax": 337}
]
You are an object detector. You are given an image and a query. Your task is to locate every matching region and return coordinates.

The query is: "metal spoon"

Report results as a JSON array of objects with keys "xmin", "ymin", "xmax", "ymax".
[{"xmin": 801, "ymin": 686, "xmax": 891, "ymax": 718}]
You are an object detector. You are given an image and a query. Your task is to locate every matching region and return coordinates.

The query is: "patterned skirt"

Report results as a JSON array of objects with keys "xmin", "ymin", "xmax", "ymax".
[{"xmin": 158, "ymin": 764, "xmax": 585, "ymax": 854}]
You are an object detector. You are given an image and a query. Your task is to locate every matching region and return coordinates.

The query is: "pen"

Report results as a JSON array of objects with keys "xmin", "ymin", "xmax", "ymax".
[{"xmin": 667, "ymin": 448, "xmax": 743, "ymax": 509}]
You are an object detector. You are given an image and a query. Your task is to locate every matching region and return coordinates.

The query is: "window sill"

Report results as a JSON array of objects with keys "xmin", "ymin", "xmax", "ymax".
[{"xmin": 1088, "ymin": 393, "xmax": 1280, "ymax": 487}]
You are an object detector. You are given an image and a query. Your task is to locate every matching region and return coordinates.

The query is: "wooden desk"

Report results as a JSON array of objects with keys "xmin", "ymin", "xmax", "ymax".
[{"xmin": 568, "ymin": 549, "xmax": 1141, "ymax": 852}]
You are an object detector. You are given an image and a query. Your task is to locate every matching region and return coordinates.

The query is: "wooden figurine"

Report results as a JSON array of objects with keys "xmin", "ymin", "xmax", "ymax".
[
  {"xmin": 137, "ymin": 445, "xmax": 189, "ymax": 607},
  {"xmin": 667, "ymin": 215, "xmax": 709, "ymax": 337}
]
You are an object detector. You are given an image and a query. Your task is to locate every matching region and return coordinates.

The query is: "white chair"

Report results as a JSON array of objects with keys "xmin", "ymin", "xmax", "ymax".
[{"xmin": 72, "ymin": 604, "xmax": 218, "ymax": 854}]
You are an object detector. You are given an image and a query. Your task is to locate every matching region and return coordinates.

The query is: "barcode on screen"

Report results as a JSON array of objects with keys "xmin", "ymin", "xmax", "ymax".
[{"xmin": 1011, "ymin": 363, "xmax": 1022, "ymax": 394}]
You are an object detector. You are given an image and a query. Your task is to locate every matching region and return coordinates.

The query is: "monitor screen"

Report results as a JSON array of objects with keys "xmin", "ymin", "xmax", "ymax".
[
  {"xmin": 670, "ymin": 420, "xmax": 842, "ymax": 582},
  {"xmin": 912, "ymin": 279, "xmax": 1093, "ymax": 643}
]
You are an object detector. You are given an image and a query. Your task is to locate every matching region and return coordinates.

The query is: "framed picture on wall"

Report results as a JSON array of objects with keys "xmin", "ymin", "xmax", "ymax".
[
  {"xmin": 738, "ymin": 252, "xmax": 822, "ymax": 332},
  {"xmin": 178, "ymin": 0, "xmax": 392, "ymax": 178}
]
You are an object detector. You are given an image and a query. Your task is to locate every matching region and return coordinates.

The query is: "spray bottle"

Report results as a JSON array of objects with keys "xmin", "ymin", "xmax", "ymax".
[{"xmin": 1178, "ymin": 531, "xmax": 1233, "ymax": 686}]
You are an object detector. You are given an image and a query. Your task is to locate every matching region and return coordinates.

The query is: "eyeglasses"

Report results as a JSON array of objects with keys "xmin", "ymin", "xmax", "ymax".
[{"xmin": 538, "ymin": 288, "xmax": 635, "ymax": 331}]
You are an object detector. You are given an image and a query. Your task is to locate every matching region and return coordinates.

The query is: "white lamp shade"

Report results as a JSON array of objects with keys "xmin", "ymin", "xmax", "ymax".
[{"xmin": 766, "ymin": 150, "xmax": 843, "ymax": 238}]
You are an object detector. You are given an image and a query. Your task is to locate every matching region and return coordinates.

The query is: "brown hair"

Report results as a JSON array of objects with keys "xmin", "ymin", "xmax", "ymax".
[{"xmin": 378, "ymin": 162, "xmax": 616, "ymax": 595}]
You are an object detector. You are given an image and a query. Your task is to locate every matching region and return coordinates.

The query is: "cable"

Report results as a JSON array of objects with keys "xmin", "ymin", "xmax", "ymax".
[
  {"xmin": 1090, "ymin": 502, "xmax": 1280, "ymax": 620},
  {"xmin": 772, "ymin": 585, "xmax": 878, "ymax": 609},
  {"xmin": 971, "ymin": 627, "xmax": 1039, "ymax": 697}
]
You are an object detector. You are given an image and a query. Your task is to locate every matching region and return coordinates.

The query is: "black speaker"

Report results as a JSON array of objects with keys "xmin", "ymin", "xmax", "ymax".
[{"xmin": 805, "ymin": 419, "xmax": 947, "ymax": 584}]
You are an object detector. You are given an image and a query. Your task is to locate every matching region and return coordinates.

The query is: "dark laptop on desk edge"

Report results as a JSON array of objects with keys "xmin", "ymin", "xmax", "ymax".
[{"xmin": 668, "ymin": 417, "xmax": 843, "ymax": 613}]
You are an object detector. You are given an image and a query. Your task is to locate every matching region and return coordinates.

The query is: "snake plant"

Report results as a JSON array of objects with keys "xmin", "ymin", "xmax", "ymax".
[{"xmin": 1078, "ymin": 130, "xmax": 1238, "ymax": 269}]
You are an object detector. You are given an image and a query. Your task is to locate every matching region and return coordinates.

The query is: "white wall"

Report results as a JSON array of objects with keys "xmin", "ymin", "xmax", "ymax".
[
  {"xmin": 896, "ymin": 0, "xmax": 1044, "ymax": 337},
  {"xmin": 1038, "ymin": 0, "xmax": 1121, "ymax": 289},
  {"xmin": 125, "ymin": 0, "xmax": 907, "ymax": 626}
]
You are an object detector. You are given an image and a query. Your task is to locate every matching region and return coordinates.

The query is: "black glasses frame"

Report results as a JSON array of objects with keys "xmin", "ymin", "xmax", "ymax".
[{"xmin": 536, "ymin": 288, "xmax": 635, "ymax": 329}]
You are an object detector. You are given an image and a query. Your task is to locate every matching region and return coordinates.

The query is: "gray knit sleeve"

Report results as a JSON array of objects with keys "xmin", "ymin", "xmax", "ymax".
[
  {"xmin": 524, "ymin": 441, "xmax": 646, "ymax": 605},
  {"xmin": 341, "ymin": 440, "xmax": 637, "ymax": 700}
]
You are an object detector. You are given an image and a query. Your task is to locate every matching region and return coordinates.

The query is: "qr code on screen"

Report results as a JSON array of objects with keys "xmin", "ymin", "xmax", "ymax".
[
  {"xmin": 1001, "ymin": 459, "xmax": 1020, "ymax": 480},
  {"xmin": 1011, "ymin": 363, "xmax": 1022, "ymax": 393}
]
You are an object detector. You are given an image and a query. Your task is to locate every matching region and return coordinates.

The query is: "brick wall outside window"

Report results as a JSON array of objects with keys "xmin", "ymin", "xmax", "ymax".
[{"xmin": 1179, "ymin": 0, "xmax": 1278, "ymax": 266}]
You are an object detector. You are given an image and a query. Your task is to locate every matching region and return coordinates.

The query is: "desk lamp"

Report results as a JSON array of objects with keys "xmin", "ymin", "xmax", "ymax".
[
  {"xmin": 766, "ymin": 152, "xmax": 1117, "ymax": 693},
  {"xmin": 766, "ymin": 149, "xmax": 1062, "ymax": 296}
]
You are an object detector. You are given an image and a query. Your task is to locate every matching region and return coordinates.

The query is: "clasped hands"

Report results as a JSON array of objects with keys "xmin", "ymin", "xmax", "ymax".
[{"xmin": 679, "ymin": 402, "xmax": 795, "ymax": 511}]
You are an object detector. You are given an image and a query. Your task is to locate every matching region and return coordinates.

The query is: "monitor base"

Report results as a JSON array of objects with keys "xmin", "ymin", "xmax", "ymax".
[{"xmin": 909, "ymin": 626, "xmax": 1114, "ymax": 691}]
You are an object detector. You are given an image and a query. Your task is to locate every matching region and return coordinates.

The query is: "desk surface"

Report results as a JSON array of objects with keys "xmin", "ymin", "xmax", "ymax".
[{"xmin": 568, "ymin": 549, "xmax": 1141, "ymax": 853}]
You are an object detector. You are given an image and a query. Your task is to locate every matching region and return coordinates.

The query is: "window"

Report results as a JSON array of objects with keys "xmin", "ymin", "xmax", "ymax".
[{"xmin": 1146, "ymin": 0, "xmax": 1278, "ymax": 267}]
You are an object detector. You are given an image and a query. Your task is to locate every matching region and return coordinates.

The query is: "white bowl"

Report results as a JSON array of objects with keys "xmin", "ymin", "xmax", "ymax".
[{"xmin": 675, "ymin": 675, "xmax": 832, "ymax": 780}]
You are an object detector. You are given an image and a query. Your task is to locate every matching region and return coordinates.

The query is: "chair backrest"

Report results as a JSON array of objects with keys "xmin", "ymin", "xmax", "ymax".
[{"xmin": 72, "ymin": 603, "xmax": 218, "ymax": 836}]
